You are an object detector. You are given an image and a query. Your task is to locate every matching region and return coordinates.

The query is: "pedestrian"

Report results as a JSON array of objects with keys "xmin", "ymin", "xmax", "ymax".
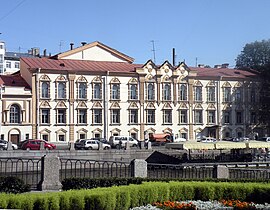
[{"xmin": 119, "ymin": 140, "xmax": 122, "ymax": 150}]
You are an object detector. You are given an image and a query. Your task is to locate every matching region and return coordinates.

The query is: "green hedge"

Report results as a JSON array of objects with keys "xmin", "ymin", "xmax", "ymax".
[
  {"xmin": 0, "ymin": 176, "xmax": 30, "ymax": 194},
  {"xmin": 62, "ymin": 177, "xmax": 143, "ymax": 190},
  {"xmin": 0, "ymin": 181, "xmax": 270, "ymax": 210}
]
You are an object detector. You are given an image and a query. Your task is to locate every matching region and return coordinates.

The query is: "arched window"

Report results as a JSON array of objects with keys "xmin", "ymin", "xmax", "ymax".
[
  {"xmin": 179, "ymin": 84, "xmax": 187, "ymax": 101},
  {"xmin": 93, "ymin": 83, "xmax": 102, "ymax": 99},
  {"xmin": 129, "ymin": 84, "xmax": 137, "ymax": 100},
  {"xmin": 163, "ymin": 83, "xmax": 171, "ymax": 101},
  {"xmin": 147, "ymin": 83, "xmax": 155, "ymax": 100},
  {"xmin": 111, "ymin": 84, "xmax": 120, "ymax": 100},
  {"xmin": 78, "ymin": 83, "xmax": 87, "ymax": 99},
  {"xmin": 41, "ymin": 82, "xmax": 49, "ymax": 98},
  {"xmin": 58, "ymin": 82, "xmax": 66, "ymax": 99},
  {"xmin": 10, "ymin": 104, "xmax": 20, "ymax": 123}
]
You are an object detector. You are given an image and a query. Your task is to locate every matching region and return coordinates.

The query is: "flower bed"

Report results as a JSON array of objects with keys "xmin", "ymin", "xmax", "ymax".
[{"xmin": 130, "ymin": 200, "xmax": 270, "ymax": 210}]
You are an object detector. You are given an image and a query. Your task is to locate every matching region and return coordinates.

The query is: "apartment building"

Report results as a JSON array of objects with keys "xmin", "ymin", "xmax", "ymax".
[{"xmin": 17, "ymin": 41, "xmax": 260, "ymax": 143}]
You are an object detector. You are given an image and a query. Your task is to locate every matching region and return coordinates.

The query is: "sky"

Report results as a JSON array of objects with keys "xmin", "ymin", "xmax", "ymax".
[{"xmin": 0, "ymin": 0, "xmax": 270, "ymax": 68}]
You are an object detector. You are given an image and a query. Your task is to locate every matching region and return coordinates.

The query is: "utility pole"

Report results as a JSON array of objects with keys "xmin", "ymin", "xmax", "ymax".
[{"xmin": 151, "ymin": 40, "xmax": 156, "ymax": 63}]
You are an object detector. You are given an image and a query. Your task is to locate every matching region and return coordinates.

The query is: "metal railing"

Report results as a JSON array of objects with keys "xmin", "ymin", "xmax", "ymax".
[
  {"xmin": 147, "ymin": 163, "xmax": 215, "ymax": 179},
  {"xmin": 60, "ymin": 158, "xmax": 132, "ymax": 181},
  {"xmin": 0, "ymin": 157, "xmax": 42, "ymax": 190},
  {"xmin": 229, "ymin": 168, "xmax": 270, "ymax": 179}
]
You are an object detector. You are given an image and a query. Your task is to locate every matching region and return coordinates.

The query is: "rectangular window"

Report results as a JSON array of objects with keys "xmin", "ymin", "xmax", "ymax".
[
  {"xmin": 224, "ymin": 111, "xmax": 230, "ymax": 124},
  {"xmin": 235, "ymin": 88, "xmax": 242, "ymax": 103},
  {"xmin": 146, "ymin": 110, "xmax": 155, "ymax": 124},
  {"xmin": 179, "ymin": 110, "xmax": 187, "ymax": 124},
  {"xmin": 163, "ymin": 110, "xmax": 172, "ymax": 124},
  {"xmin": 207, "ymin": 87, "xmax": 215, "ymax": 102},
  {"xmin": 58, "ymin": 135, "xmax": 65, "ymax": 141},
  {"xmin": 6, "ymin": 62, "xmax": 11, "ymax": 68},
  {"xmin": 79, "ymin": 133, "xmax": 86, "ymax": 139},
  {"xmin": 57, "ymin": 109, "xmax": 66, "ymax": 124},
  {"xmin": 223, "ymin": 87, "xmax": 231, "ymax": 102},
  {"xmin": 194, "ymin": 86, "xmax": 202, "ymax": 101},
  {"xmin": 93, "ymin": 109, "xmax": 102, "ymax": 124},
  {"xmin": 195, "ymin": 110, "xmax": 203, "ymax": 124},
  {"xmin": 208, "ymin": 111, "xmax": 215, "ymax": 124},
  {"xmin": 78, "ymin": 109, "xmax": 87, "ymax": 124},
  {"xmin": 41, "ymin": 109, "xmax": 50, "ymax": 124},
  {"xmin": 42, "ymin": 134, "xmax": 48, "ymax": 141},
  {"xmin": 111, "ymin": 109, "xmax": 120, "ymax": 124},
  {"xmin": 250, "ymin": 112, "xmax": 256, "ymax": 124},
  {"xmin": 15, "ymin": 62, "xmax": 20, "ymax": 69},
  {"xmin": 129, "ymin": 109, "xmax": 138, "ymax": 124},
  {"xmin": 236, "ymin": 111, "xmax": 242, "ymax": 124}
]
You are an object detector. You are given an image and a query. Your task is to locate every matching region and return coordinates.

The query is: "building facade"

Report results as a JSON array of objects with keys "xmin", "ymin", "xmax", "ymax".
[{"xmin": 16, "ymin": 41, "xmax": 263, "ymax": 143}]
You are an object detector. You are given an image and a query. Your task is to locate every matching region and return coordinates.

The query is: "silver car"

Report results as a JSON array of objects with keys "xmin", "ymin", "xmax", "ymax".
[{"xmin": 0, "ymin": 139, "xmax": 18, "ymax": 150}]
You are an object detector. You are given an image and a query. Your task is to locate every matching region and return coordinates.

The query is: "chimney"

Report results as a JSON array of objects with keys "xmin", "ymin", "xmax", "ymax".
[
  {"xmin": 70, "ymin": 43, "xmax": 74, "ymax": 50},
  {"xmin": 172, "ymin": 48, "xmax": 175, "ymax": 66},
  {"xmin": 221, "ymin": 63, "xmax": 229, "ymax": 68},
  {"xmin": 43, "ymin": 49, "xmax": 47, "ymax": 57},
  {"xmin": 214, "ymin": 64, "xmax": 222, "ymax": 69},
  {"xmin": 198, "ymin": 64, "xmax": 205, "ymax": 68},
  {"xmin": 81, "ymin": 42, "xmax": 87, "ymax": 46}
]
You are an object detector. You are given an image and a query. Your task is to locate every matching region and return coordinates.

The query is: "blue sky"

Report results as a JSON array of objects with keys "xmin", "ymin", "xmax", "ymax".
[{"xmin": 0, "ymin": 0, "xmax": 270, "ymax": 68}]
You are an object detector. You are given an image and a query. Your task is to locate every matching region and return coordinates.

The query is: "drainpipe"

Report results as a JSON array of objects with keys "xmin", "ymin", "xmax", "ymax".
[
  {"xmin": 36, "ymin": 68, "xmax": 41, "ymax": 139},
  {"xmin": 103, "ymin": 71, "xmax": 109, "ymax": 140}
]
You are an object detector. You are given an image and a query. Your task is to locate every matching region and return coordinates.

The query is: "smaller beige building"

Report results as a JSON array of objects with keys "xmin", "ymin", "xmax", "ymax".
[{"xmin": 0, "ymin": 72, "xmax": 32, "ymax": 144}]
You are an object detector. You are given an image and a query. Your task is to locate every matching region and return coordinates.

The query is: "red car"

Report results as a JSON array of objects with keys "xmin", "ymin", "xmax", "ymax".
[{"xmin": 21, "ymin": 139, "xmax": 56, "ymax": 150}]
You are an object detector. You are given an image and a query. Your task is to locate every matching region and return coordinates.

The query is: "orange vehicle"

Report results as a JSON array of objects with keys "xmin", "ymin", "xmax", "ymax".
[{"xmin": 149, "ymin": 133, "xmax": 172, "ymax": 144}]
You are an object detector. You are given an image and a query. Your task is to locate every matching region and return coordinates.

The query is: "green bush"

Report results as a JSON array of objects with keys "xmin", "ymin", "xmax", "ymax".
[
  {"xmin": 62, "ymin": 177, "xmax": 143, "ymax": 190},
  {"xmin": 0, "ymin": 176, "xmax": 30, "ymax": 194},
  {"xmin": 0, "ymin": 181, "xmax": 270, "ymax": 209}
]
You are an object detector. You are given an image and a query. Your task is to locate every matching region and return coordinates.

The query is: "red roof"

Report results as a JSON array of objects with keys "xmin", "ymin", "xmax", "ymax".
[
  {"xmin": 189, "ymin": 67, "xmax": 257, "ymax": 78},
  {"xmin": 21, "ymin": 57, "xmax": 141, "ymax": 73},
  {"xmin": 21, "ymin": 57, "xmax": 257, "ymax": 79},
  {"xmin": 0, "ymin": 73, "xmax": 31, "ymax": 89}
]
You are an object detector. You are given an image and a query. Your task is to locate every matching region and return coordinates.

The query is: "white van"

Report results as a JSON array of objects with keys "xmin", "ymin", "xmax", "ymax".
[{"xmin": 109, "ymin": 136, "xmax": 138, "ymax": 149}]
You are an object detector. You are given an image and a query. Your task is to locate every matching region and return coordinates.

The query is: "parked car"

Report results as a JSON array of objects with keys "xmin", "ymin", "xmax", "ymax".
[
  {"xmin": 109, "ymin": 136, "xmax": 138, "ymax": 149},
  {"xmin": 21, "ymin": 139, "xmax": 56, "ymax": 150},
  {"xmin": 259, "ymin": 137, "xmax": 270, "ymax": 142},
  {"xmin": 200, "ymin": 137, "xmax": 217, "ymax": 143},
  {"xmin": 75, "ymin": 139, "xmax": 111, "ymax": 150},
  {"xmin": 0, "ymin": 139, "xmax": 18, "ymax": 150}
]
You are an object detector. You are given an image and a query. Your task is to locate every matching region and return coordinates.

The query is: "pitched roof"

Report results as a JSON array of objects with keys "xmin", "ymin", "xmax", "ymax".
[
  {"xmin": 0, "ymin": 73, "xmax": 31, "ymax": 89},
  {"xmin": 20, "ymin": 57, "xmax": 257, "ymax": 79},
  {"xmin": 21, "ymin": 57, "xmax": 141, "ymax": 73},
  {"xmin": 52, "ymin": 41, "xmax": 135, "ymax": 63},
  {"xmin": 189, "ymin": 66, "xmax": 257, "ymax": 79}
]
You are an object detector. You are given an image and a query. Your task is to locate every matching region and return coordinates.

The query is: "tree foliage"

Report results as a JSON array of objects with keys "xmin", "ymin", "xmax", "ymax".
[
  {"xmin": 236, "ymin": 39, "xmax": 270, "ymax": 134},
  {"xmin": 236, "ymin": 39, "xmax": 270, "ymax": 72}
]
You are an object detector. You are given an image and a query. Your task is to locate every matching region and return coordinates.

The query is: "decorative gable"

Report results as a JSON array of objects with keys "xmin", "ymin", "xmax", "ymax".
[{"xmin": 76, "ymin": 101, "xmax": 88, "ymax": 109}]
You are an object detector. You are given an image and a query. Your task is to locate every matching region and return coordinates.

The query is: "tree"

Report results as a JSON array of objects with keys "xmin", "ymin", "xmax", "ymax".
[
  {"xmin": 236, "ymin": 39, "xmax": 270, "ymax": 71},
  {"xmin": 236, "ymin": 39, "xmax": 270, "ymax": 136}
]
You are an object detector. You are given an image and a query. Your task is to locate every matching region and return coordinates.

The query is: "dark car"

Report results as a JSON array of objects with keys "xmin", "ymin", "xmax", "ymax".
[{"xmin": 21, "ymin": 139, "xmax": 56, "ymax": 150}]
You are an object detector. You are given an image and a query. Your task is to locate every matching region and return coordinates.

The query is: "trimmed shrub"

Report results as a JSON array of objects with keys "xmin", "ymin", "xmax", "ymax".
[
  {"xmin": 0, "ymin": 176, "xmax": 30, "ymax": 194},
  {"xmin": 62, "ymin": 177, "xmax": 143, "ymax": 191}
]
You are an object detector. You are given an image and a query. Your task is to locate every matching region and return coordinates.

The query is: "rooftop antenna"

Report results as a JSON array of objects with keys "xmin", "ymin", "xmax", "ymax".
[
  {"xmin": 151, "ymin": 40, "xmax": 156, "ymax": 63},
  {"xmin": 195, "ymin": 57, "xmax": 198, "ymax": 67},
  {"xmin": 59, "ymin": 40, "xmax": 64, "ymax": 53}
]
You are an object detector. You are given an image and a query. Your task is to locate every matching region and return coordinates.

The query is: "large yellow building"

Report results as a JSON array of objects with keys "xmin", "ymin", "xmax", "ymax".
[{"xmin": 15, "ymin": 41, "xmax": 262, "ymax": 143}]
